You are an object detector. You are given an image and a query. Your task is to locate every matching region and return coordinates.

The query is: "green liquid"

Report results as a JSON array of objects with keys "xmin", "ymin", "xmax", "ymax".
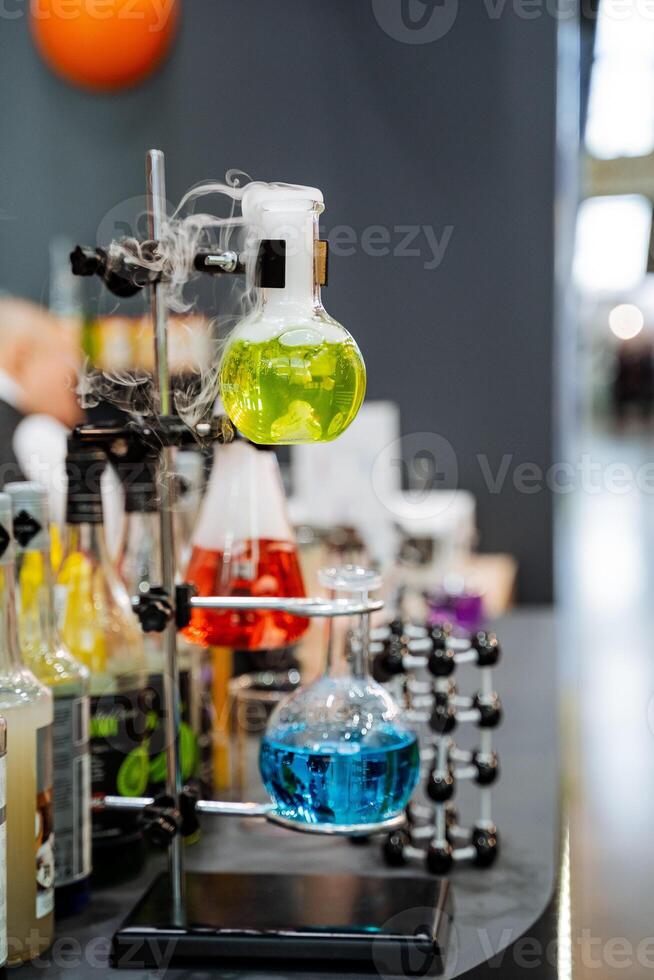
[{"xmin": 220, "ymin": 336, "xmax": 366, "ymax": 444}]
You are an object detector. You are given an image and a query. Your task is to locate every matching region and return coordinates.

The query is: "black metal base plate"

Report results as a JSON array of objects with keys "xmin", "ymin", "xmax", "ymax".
[{"xmin": 111, "ymin": 870, "xmax": 451, "ymax": 974}]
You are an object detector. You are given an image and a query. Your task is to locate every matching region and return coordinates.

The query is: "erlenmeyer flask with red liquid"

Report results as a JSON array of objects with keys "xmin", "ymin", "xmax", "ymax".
[{"xmin": 183, "ymin": 438, "xmax": 309, "ymax": 650}]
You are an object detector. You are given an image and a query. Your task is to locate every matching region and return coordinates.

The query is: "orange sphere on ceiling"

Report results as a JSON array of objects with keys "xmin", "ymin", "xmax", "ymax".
[{"xmin": 30, "ymin": 0, "xmax": 180, "ymax": 92}]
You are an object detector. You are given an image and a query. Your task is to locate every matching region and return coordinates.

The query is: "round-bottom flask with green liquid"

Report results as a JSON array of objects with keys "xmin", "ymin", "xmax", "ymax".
[
  {"xmin": 219, "ymin": 182, "xmax": 366, "ymax": 445},
  {"xmin": 221, "ymin": 330, "xmax": 365, "ymax": 444}
]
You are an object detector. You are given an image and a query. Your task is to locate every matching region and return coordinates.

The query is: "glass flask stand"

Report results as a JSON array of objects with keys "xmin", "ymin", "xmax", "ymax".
[
  {"xmin": 72, "ymin": 149, "xmax": 449, "ymax": 973},
  {"xmin": 108, "ymin": 584, "xmax": 449, "ymax": 971}
]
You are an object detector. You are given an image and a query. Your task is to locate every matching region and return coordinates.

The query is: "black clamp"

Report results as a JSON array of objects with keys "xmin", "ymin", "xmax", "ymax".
[
  {"xmin": 71, "ymin": 241, "xmax": 160, "ymax": 298},
  {"xmin": 71, "ymin": 417, "xmax": 234, "ymax": 457},
  {"xmin": 133, "ymin": 583, "xmax": 196, "ymax": 633},
  {"xmin": 194, "ymin": 240, "xmax": 285, "ymax": 288},
  {"xmin": 142, "ymin": 788, "xmax": 201, "ymax": 848},
  {"xmin": 133, "ymin": 587, "xmax": 173, "ymax": 633},
  {"xmin": 142, "ymin": 795, "xmax": 182, "ymax": 848},
  {"xmin": 180, "ymin": 785, "xmax": 201, "ymax": 840},
  {"xmin": 175, "ymin": 583, "xmax": 195, "ymax": 630},
  {"xmin": 71, "ymin": 237, "xmax": 297, "ymax": 295}
]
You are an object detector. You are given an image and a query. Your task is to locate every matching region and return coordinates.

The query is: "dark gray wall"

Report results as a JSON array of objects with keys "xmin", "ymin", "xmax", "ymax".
[{"xmin": 0, "ymin": 1, "xmax": 557, "ymax": 601}]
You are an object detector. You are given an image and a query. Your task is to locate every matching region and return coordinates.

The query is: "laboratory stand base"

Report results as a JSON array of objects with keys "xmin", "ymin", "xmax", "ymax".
[{"xmin": 111, "ymin": 870, "xmax": 451, "ymax": 973}]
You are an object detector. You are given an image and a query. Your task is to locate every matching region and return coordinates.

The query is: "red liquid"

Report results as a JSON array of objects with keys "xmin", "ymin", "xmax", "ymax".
[{"xmin": 183, "ymin": 538, "xmax": 310, "ymax": 650}]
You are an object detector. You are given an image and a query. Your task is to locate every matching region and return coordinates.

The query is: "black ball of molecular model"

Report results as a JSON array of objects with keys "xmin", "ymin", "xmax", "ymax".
[{"xmin": 372, "ymin": 622, "xmax": 502, "ymax": 874}]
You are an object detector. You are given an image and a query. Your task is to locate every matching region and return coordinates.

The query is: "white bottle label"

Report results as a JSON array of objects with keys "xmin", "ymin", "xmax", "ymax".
[
  {"xmin": 53, "ymin": 696, "xmax": 91, "ymax": 886},
  {"xmin": 0, "ymin": 751, "xmax": 7, "ymax": 966},
  {"xmin": 35, "ymin": 725, "xmax": 54, "ymax": 919}
]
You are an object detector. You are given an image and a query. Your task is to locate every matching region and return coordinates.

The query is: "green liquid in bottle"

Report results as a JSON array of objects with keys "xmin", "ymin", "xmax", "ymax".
[{"xmin": 220, "ymin": 336, "xmax": 366, "ymax": 444}]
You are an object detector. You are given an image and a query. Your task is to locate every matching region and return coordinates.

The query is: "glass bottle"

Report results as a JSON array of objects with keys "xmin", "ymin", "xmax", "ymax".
[
  {"xmin": 0, "ymin": 716, "xmax": 7, "ymax": 977},
  {"xmin": 114, "ymin": 454, "xmax": 163, "ymax": 680},
  {"xmin": 56, "ymin": 440, "xmax": 147, "ymax": 883},
  {"xmin": 116, "ymin": 458, "xmax": 203, "ymax": 796},
  {"xmin": 183, "ymin": 439, "xmax": 309, "ymax": 650},
  {"xmin": 259, "ymin": 566, "xmax": 420, "ymax": 830},
  {"xmin": 0, "ymin": 494, "xmax": 54, "ymax": 963},
  {"xmin": 173, "ymin": 449, "xmax": 205, "ymax": 575},
  {"xmin": 220, "ymin": 183, "xmax": 366, "ymax": 445},
  {"xmin": 6, "ymin": 482, "xmax": 91, "ymax": 918}
]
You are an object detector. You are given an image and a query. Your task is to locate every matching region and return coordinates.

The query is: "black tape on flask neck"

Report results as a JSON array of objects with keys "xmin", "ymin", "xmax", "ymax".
[
  {"xmin": 65, "ymin": 440, "xmax": 107, "ymax": 525},
  {"xmin": 257, "ymin": 240, "xmax": 286, "ymax": 289}
]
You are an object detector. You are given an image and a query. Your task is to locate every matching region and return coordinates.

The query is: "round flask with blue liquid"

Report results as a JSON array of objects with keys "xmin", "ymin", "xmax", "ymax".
[{"xmin": 259, "ymin": 566, "xmax": 420, "ymax": 832}]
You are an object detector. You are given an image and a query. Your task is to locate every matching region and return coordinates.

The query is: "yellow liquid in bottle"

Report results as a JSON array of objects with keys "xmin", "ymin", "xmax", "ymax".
[
  {"xmin": 57, "ymin": 552, "xmax": 107, "ymax": 677},
  {"xmin": 220, "ymin": 336, "xmax": 366, "ymax": 444},
  {"xmin": 18, "ymin": 552, "xmax": 86, "ymax": 695}
]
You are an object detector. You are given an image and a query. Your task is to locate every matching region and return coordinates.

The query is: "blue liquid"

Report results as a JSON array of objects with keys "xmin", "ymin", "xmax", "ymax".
[{"xmin": 259, "ymin": 724, "xmax": 420, "ymax": 827}]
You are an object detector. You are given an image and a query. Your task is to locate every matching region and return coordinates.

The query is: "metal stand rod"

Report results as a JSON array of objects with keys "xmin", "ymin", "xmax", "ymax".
[
  {"xmin": 197, "ymin": 800, "xmax": 273, "ymax": 818},
  {"xmin": 190, "ymin": 595, "xmax": 384, "ymax": 617},
  {"xmin": 100, "ymin": 796, "xmax": 273, "ymax": 818},
  {"xmin": 146, "ymin": 148, "xmax": 185, "ymax": 918},
  {"xmin": 98, "ymin": 796, "xmax": 405, "ymax": 836}
]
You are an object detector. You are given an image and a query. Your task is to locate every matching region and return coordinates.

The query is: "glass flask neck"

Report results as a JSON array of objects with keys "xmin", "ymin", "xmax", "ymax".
[
  {"xmin": 324, "ymin": 614, "xmax": 370, "ymax": 681},
  {"xmin": 0, "ymin": 560, "xmax": 23, "ymax": 673},
  {"xmin": 118, "ymin": 511, "xmax": 162, "ymax": 595},
  {"xmin": 191, "ymin": 440, "xmax": 295, "ymax": 550},
  {"xmin": 349, "ymin": 616, "xmax": 370, "ymax": 680},
  {"xmin": 15, "ymin": 540, "xmax": 59, "ymax": 652},
  {"xmin": 63, "ymin": 522, "xmax": 111, "ymax": 566},
  {"xmin": 258, "ymin": 206, "xmax": 322, "ymax": 314}
]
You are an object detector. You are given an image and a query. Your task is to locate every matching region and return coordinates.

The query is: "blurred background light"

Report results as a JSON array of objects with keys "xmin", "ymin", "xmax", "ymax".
[
  {"xmin": 586, "ymin": 0, "xmax": 654, "ymax": 158},
  {"xmin": 586, "ymin": 62, "xmax": 654, "ymax": 158},
  {"xmin": 608, "ymin": 303, "xmax": 645, "ymax": 340},
  {"xmin": 573, "ymin": 195, "xmax": 652, "ymax": 294}
]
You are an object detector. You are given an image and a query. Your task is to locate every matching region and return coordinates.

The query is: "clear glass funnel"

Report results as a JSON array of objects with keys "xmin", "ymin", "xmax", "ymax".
[
  {"xmin": 219, "ymin": 184, "xmax": 366, "ymax": 445},
  {"xmin": 182, "ymin": 439, "xmax": 309, "ymax": 650},
  {"xmin": 259, "ymin": 565, "xmax": 420, "ymax": 831}
]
